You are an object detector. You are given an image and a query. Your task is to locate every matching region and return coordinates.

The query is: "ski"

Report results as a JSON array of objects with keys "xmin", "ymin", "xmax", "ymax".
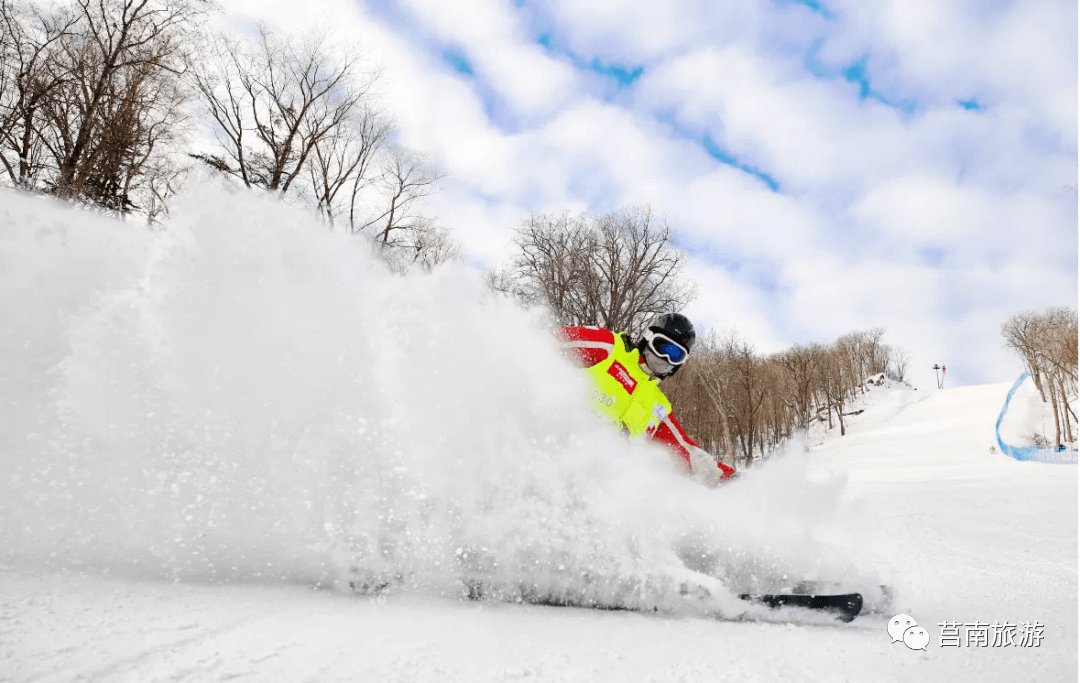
[
  {"xmin": 791, "ymin": 581, "xmax": 894, "ymax": 614},
  {"xmin": 738, "ymin": 592, "xmax": 863, "ymax": 623}
]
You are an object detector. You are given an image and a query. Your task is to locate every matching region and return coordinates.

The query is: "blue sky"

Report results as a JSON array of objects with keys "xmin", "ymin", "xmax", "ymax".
[{"xmin": 221, "ymin": 0, "xmax": 1077, "ymax": 386}]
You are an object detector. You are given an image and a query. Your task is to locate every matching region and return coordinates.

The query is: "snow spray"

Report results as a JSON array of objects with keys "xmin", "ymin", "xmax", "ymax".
[{"xmin": 0, "ymin": 185, "xmax": 872, "ymax": 616}]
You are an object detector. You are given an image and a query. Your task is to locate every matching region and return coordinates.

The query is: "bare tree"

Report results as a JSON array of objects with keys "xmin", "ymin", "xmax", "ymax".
[
  {"xmin": 498, "ymin": 205, "xmax": 695, "ymax": 334},
  {"xmin": 888, "ymin": 347, "xmax": 911, "ymax": 382},
  {"xmin": 353, "ymin": 144, "xmax": 447, "ymax": 246},
  {"xmin": 306, "ymin": 102, "xmax": 393, "ymax": 229},
  {"xmin": 376, "ymin": 217, "xmax": 461, "ymax": 273},
  {"xmin": 834, "ymin": 331, "xmax": 868, "ymax": 395},
  {"xmin": 406, "ymin": 221, "xmax": 460, "ymax": 270},
  {"xmin": 589, "ymin": 207, "xmax": 697, "ymax": 333},
  {"xmin": 1, "ymin": 0, "xmax": 202, "ymax": 214},
  {"xmin": 819, "ymin": 346, "xmax": 851, "ymax": 436},
  {"xmin": 1003, "ymin": 312, "xmax": 1050, "ymax": 401},
  {"xmin": 52, "ymin": 0, "xmax": 201, "ymax": 208},
  {"xmin": 686, "ymin": 332, "xmax": 736, "ymax": 463},
  {"xmin": 501, "ymin": 210, "xmax": 593, "ymax": 315},
  {"xmin": 726, "ymin": 336, "xmax": 768, "ymax": 465},
  {"xmin": 191, "ymin": 23, "xmax": 457, "ymax": 270},
  {"xmin": 758, "ymin": 360, "xmax": 793, "ymax": 458},
  {"xmin": 860, "ymin": 327, "xmax": 889, "ymax": 377},
  {"xmin": 777, "ymin": 343, "xmax": 820, "ymax": 432},
  {"xmin": 1003, "ymin": 307, "xmax": 1078, "ymax": 449},
  {"xmin": 0, "ymin": 0, "xmax": 77, "ymax": 187},
  {"xmin": 191, "ymin": 23, "xmax": 375, "ymax": 196}
]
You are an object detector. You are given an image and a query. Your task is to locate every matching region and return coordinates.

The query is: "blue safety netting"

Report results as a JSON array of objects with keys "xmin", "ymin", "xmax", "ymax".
[{"xmin": 995, "ymin": 374, "xmax": 1078, "ymax": 464}]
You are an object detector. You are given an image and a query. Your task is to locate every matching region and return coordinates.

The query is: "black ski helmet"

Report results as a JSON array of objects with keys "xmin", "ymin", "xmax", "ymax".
[
  {"xmin": 646, "ymin": 312, "xmax": 696, "ymax": 353},
  {"xmin": 637, "ymin": 312, "xmax": 696, "ymax": 378}
]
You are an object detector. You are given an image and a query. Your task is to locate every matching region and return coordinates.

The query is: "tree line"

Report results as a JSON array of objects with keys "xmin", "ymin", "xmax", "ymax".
[
  {"xmin": 1001, "ymin": 307, "xmax": 1078, "ymax": 450},
  {"xmin": 663, "ymin": 328, "xmax": 910, "ymax": 469},
  {"xmin": 0, "ymin": 0, "xmax": 457, "ymax": 271}
]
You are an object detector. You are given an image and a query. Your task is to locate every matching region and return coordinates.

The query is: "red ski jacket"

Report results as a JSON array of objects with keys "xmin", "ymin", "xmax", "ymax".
[{"xmin": 556, "ymin": 326, "xmax": 735, "ymax": 482}]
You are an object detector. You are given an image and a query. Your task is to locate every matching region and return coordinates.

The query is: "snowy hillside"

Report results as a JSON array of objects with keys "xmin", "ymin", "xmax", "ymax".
[
  {"xmin": 1, "ymin": 188, "xmax": 1076, "ymax": 682},
  {"xmin": 809, "ymin": 371, "xmax": 1077, "ymax": 459}
]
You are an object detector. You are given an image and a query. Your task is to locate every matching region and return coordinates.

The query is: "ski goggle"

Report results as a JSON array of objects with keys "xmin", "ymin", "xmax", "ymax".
[{"xmin": 644, "ymin": 329, "xmax": 689, "ymax": 365}]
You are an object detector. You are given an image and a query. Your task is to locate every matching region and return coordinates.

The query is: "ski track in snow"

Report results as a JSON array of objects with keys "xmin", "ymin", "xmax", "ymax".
[{"xmin": 1, "ymin": 187, "xmax": 1076, "ymax": 682}]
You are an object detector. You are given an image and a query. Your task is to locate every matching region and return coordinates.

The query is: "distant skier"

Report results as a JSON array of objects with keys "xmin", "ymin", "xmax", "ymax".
[{"xmin": 557, "ymin": 313, "xmax": 735, "ymax": 484}]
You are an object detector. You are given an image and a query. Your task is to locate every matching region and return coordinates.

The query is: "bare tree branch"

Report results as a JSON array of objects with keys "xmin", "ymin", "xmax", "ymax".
[
  {"xmin": 497, "ymin": 205, "xmax": 696, "ymax": 333},
  {"xmin": 191, "ymin": 22, "xmax": 377, "ymax": 196}
]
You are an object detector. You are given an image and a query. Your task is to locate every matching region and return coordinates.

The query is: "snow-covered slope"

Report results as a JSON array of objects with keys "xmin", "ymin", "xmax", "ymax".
[{"xmin": 1, "ymin": 188, "xmax": 1075, "ymax": 682}]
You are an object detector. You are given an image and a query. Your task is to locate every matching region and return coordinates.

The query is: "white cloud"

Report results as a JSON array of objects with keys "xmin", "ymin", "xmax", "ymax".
[
  {"xmin": 399, "ymin": 0, "xmax": 580, "ymax": 118},
  {"xmin": 831, "ymin": 0, "xmax": 1077, "ymax": 143},
  {"xmin": 852, "ymin": 175, "xmax": 1072, "ymax": 257},
  {"xmin": 681, "ymin": 258, "xmax": 783, "ymax": 353},
  {"xmin": 540, "ymin": 0, "xmax": 719, "ymax": 63}
]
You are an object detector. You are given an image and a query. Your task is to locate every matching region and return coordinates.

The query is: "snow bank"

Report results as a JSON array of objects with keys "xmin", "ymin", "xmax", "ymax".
[{"xmin": 0, "ymin": 186, "xmax": 870, "ymax": 616}]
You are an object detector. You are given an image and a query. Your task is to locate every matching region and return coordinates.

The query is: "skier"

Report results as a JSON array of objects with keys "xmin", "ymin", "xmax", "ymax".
[{"xmin": 557, "ymin": 313, "xmax": 735, "ymax": 484}]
